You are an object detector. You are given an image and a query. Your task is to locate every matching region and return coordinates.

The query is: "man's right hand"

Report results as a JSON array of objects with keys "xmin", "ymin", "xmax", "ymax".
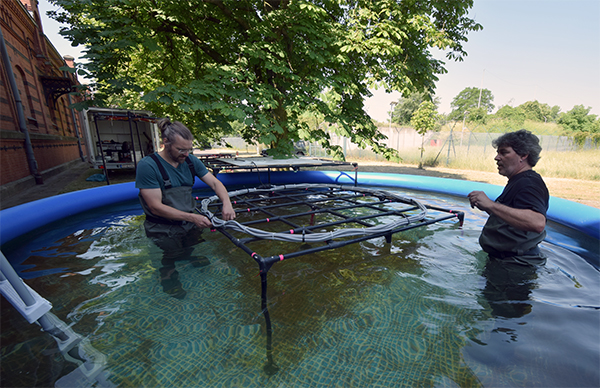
[
  {"xmin": 468, "ymin": 190, "xmax": 494, "ymax": 211},
  {"xmin": 141, "ymin": 188, "xmax": 214, "ymax": 228},
  {"xmin": 190, "ymin": 213, "xmax": 213, "ymax": 229}
]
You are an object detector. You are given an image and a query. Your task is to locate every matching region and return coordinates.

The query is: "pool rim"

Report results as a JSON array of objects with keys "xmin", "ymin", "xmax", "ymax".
[{"xmin": 0, "ymin": 170, "xmax": 598, "ymax": 247}]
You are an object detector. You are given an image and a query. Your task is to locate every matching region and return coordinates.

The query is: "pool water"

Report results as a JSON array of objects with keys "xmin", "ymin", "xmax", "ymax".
[{"xmin": 1, "ymin": 189, "xmax": 598, "ymax": 387}]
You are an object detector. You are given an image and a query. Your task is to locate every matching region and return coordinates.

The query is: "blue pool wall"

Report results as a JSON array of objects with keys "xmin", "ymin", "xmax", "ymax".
[{"xmin": 1, "ymin": 171, "xmax": 598, "ymax": 247}]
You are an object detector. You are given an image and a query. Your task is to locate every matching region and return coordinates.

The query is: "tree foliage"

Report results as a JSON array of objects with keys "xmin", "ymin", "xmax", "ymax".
[
  {"xmin": 391, "ymin": 91, "xmax": 439, "ymax": 126},
  {"xmin": 518, "ymin": 100, "xmax": 560, "ymax": 122},
  {"xmin": 449, "ymin": 87, "xmax": 494, "ymax": 121},
  {"xmin": 557, "ymin": 105, "xmax": 600, "ymax": 147},
  {"xmin": 494, "ymin": 105, "xmax": 526, "ymax": 125},
  {"xmin": 558, "ymin": 105, "xmax": 598, "ymax": 133},
  {"xmin": 411, "ymin": 101, "xmax": 438, "ymax": 136},
  {"xmin": 411, "ymin": 100, "xmax": 438, "ymax": 167},
  {"xmin": 51, "ymin": 0, "xmax": 482, "ymax": 158},
  {"xmin": 493, "ymin": 100, "xmax": 561, "ymax": 127}
]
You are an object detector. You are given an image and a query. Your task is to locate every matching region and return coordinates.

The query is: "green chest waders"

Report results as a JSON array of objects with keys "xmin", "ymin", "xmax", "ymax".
[{"xmin": 479, "ymin": 214, "xmax": 546, "ymax": 266}]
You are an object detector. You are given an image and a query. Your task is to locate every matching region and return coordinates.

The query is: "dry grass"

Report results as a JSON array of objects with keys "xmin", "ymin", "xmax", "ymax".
[
  {"xmin": 393, "ymin": 146, "xmax": 600, "ymax": 182},
  {"xmin": 536, "ymin": 150, "xmax": 600, "ymax": 180},
  {"xmin": 347, "ymin": 161, "xmax": 600, "ymax": 209},
  {"xmin": 314, "ymin": 155, "xmax": 600, "ymax": 209}
]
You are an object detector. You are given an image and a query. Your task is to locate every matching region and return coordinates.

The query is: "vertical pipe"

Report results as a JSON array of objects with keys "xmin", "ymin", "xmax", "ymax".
[
  {"xmin": 93, "ymin": 114, "xmax": 110, "ymax": 185},
  {"xmin": 63, "ymin": 69, "xmax": 85, "ymax": 162},
  {"xmin": 260, "ymin": 268, "xmax": 279, "ymax": 375},
  {"xmin": 126, "ymin": 112, "xmax": 138, "ymax": 166},
  {"xmin": 134, "ymin": 117, "xmax": 144, "ymax": 158},
  {"xmin": 66, "ymin": 92, "xmax": 85, "ymax": 162},
  {"xmin": 0, "ymin": 25, "xmax": 43, "ymax": 184}
]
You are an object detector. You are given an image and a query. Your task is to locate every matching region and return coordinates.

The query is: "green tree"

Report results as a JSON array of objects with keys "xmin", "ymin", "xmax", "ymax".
[
  {"xmin": 558, "ymin": 105, "xmax": 599, "ymax": 147},
  {"xmin": 449, "ymin": 87, "xmax": 494, "ymax": 121},
  {"xmin": 517, "ymin": 100, "xmax": 560, "ymax": 122},
  {"xmin": 548, "ymin": 105, "xmax": 562, "ymax": 122},
  {"xmin": 559, "ymin": 105, "xmax": 598, "ymax": 132},
  {"xmin": 391, "ymin": 91, "xmax": 439, "ymax": 125},
  {"xmin": 494, "ymin": 105, "xmax": 526, "ymax": 125},
  {"xmin": 51, "ymin": 0, "xmax": 482, "ymax": 158},
  {"xmin": 411, "ymin": 101, "xmax": 438, "ymax": 168},
  {"xmin": 466, "ymin": 106, "xmax": 489, "ymax": 125}
]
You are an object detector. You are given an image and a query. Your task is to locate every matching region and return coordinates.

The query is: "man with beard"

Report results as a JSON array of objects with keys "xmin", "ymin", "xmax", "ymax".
[{"xmin": 136, "ymin": 118, "xmax": 235, "ymax": 298}]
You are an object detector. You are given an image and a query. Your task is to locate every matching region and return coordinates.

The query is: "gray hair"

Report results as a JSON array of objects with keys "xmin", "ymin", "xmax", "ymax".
[
  {"xmin": 492, "ymin": 129, "xmax": 542, "ymax": 167},
  {"xmin": 157, "ymin": 118, "xmax": 193, "ymax": 143}
]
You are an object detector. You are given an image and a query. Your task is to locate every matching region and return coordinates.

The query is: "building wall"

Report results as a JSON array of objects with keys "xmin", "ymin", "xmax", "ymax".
[{"xmin": 0, "ymin": 0, "xmax": 87, "ymax": 187}]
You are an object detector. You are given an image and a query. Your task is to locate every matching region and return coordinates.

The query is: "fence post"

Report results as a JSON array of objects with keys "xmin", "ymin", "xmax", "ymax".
[
  {"xmin": 446, "ymin": 125, "xmax": 454, "ymax": 165},
  {"xmin": 467, "ymin": 123, "xmax": 472, "ymax": 156}
]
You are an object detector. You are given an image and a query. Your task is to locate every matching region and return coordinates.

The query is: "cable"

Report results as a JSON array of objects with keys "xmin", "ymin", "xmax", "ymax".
[{"xmin": 197, "ymin": 184, "xmax": 428, "ymax": 243}]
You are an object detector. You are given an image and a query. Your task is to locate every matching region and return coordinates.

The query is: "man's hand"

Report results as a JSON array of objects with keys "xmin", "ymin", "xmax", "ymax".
[
  {"xmin": 190, "ymin": 213, "xmax": 213, "ymax": 228},
  {"xmin": 141, "ymin": 187, "xmax": 214, "ymax": 228},
  {"xmin": 221, "ymin": 202, "xmax": 236, "ymax": 221},
  {"xmin": 467, "ymin": 190, "xmax": 546, "ymax": 233},
  {"xmin": 200, "ymin": 172, "xmax": 236, "ymax": 221},
  {"xmin": 468, "ymin": 190, "xmax": 494, "ymax": 212}
]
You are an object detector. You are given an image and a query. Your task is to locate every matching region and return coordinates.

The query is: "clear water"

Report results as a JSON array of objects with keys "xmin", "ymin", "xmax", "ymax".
[{"xmin": 1, "ymin": 189, "xmax": 598, "ymax": 387}]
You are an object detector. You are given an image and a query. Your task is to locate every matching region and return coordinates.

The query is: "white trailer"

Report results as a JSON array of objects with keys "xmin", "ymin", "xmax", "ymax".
[{"xmin": 82, "ymin": 108, "xmax": 160, "ymax": 170}]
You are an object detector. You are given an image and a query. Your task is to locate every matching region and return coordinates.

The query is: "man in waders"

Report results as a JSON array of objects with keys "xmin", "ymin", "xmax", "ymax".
[
  {"xmin": 468, "ymin": 130, "xmax": 549, "ymax": 318},
  {"xmin": 468, "ymin": 129, "xmax": 549, "ymax": 266},
  {"xmin": 135, "ymin": 118, "xmax": 236, "ymax": 299}
]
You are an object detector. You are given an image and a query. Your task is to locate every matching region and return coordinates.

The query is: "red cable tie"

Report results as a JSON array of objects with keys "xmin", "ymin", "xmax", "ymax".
[{"xmin": 279, "ymin": 254, "xmax": 284, "ymax": 261}]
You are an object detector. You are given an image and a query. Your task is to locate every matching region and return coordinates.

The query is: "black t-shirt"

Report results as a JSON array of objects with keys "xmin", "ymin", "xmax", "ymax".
[
  {"xmin": 479, "ymin": 170, "xmax": 549, "ymax": 261},
  {"xmin": 496, "ymin": 170, "xmax": 549, "ymax": 215}
]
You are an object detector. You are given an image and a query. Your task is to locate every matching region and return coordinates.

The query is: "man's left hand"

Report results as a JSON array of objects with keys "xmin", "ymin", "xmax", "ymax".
[{"xmin": 221, "ymin": 202, "xmax": 236, "ymax": 221}]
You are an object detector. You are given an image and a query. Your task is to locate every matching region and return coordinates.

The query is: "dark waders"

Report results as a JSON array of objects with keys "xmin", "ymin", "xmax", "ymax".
[{"xmin": 140, "ymin": 154, "xmax": 205, "ymax": 298}]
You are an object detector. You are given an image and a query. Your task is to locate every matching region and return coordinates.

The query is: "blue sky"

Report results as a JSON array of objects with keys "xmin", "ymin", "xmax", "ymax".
[
  {"xmin": 366, "ymin": 0, "xmax": 600, "ymax": 121},
  {"xmin": 40, "ymin": 0, "xmax": 599, "ymax": 122}
]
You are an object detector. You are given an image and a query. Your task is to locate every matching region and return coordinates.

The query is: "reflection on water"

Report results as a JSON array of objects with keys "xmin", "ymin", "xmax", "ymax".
[
  {"xmin": 1, "ymin": 192, "xmax": 599, "ymax": 387},
  {"xmin": 481, "ymin": 259, "xmax": 537, "ymax": 319},
  {"xmin": 146, "ymin": 225, "xmax": 207, "ymax": 299}
]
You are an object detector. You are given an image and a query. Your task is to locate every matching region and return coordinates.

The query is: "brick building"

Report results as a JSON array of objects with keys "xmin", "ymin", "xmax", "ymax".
[{"xmin": 1, "ymin": 0, "xmax": 87, "ymax": 198}]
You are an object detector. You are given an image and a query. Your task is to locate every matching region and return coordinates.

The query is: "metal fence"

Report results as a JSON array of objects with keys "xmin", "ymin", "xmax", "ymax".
[{"xmin": 218, "ymin": 123, "xmax": 597, "ymax": 164}]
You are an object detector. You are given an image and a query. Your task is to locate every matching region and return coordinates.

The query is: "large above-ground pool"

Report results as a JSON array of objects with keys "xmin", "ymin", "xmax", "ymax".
[{"xmin": 1, "ymin": 171, "xmax": 598, "ymax": 387}]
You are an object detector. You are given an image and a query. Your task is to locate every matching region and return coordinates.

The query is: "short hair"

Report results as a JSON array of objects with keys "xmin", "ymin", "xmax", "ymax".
[
  {"xmin": 492, "ymin": 129, "xmax": 542, "ymax": 167},
  {"xmin": 157, "ymin": 118, "xmax": 193, "ymax": 143}
]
